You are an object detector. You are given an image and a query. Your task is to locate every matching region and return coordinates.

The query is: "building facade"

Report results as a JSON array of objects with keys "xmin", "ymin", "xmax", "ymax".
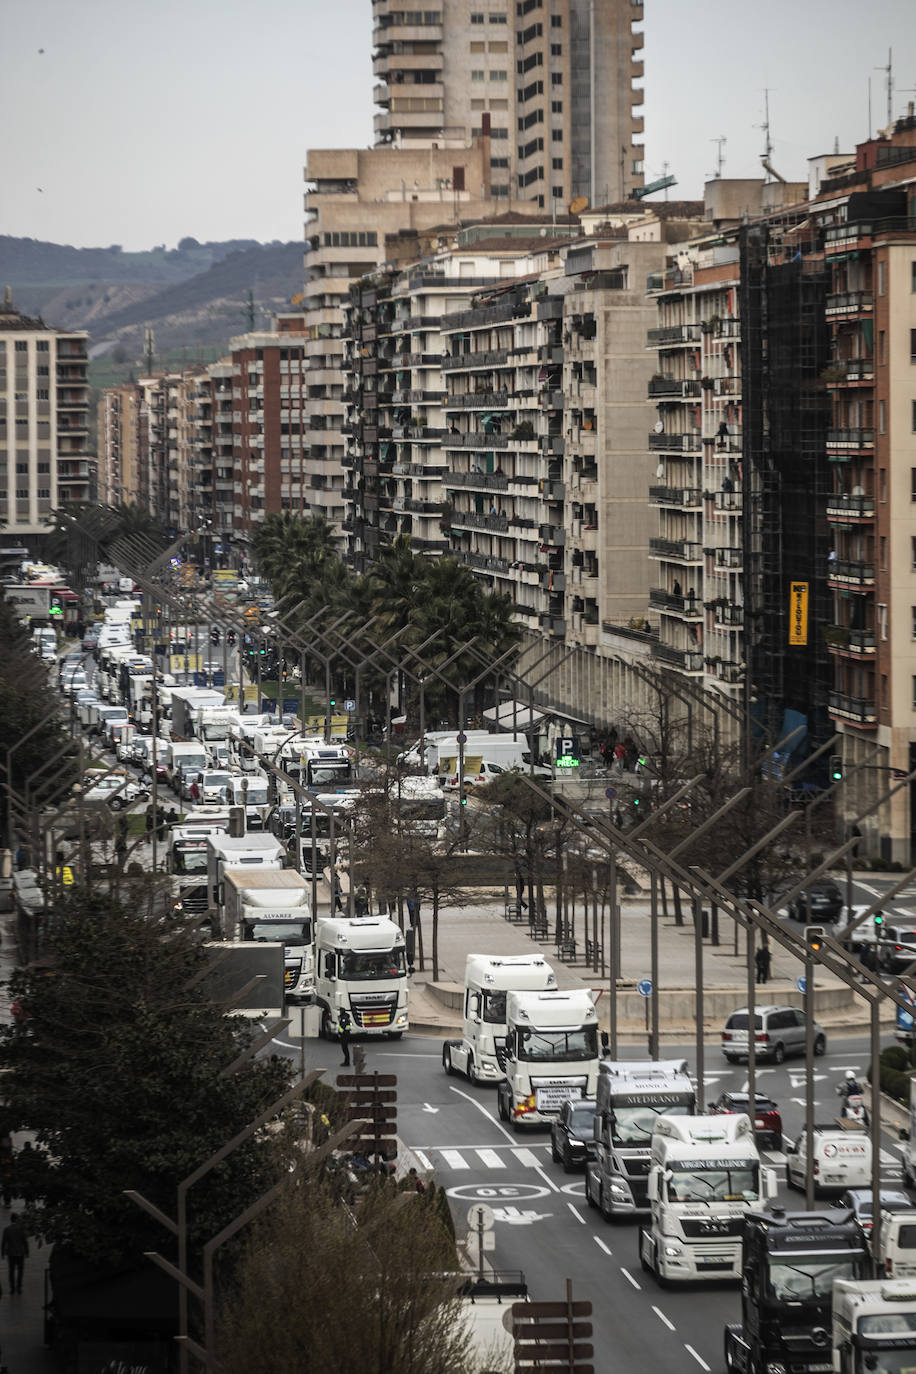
[{"xmin": 0, "ymin": 295, "xmax": 92, "ymax": 539}]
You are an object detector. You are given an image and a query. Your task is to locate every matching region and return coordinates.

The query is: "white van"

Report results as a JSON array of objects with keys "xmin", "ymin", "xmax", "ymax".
[
  {"xmin": 877, "ymin": 1209, "xmax": 916, "ymax": 1277},
  {"xmin": 785, "ymin": 1121, "xmax": 871, "ymax": 1195}
]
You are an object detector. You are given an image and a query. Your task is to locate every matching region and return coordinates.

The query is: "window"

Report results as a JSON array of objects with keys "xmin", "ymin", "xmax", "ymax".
[
  {"xmin": 471, "ymin": 69, "xmax": 485, "ymax": 80},
  {"xmin": 552, "ymin": 129, "xmax": 563, "ymax": 142},
  {"xmin": 551, "ymin": 71, "xmax": 562, "ymax": 85},
  {"xmin": 912, "ymin": 607, "xmax": 916, "ymax": 639},
  {"xmin": 633, "ymin": 158, "xmax": 645, "ymax": 174},
  {"xmin": 36, "ymin": 388, "xmax": 48, "ymax": 401},
  {"xmin": 880, "ymin": 329, "xmax": 887, "ymax": 364},
  {"xmin": 36, "ymin": 341, "xmax": 48, "ymax": 352},
  {"xmin": 37, "ymin": 365, "xmax": 48, "ymax": 377},
  {"xmin": 912, "ymin": 261, "xmax": 916, "ymax": 292},
  {"xmin": 879, "ymin": 399, "xmax": 886, "ymax": 433},
  {"xmin": 471, "ymin": 10, "xmax": 484, "ymax": 21},
  {"xmin": 14, "ymin": 341, "xmax": 26, "ymax": 353},
  {"xmin": 911, "ymin": 535, "xmax": 916, "ymax": 570},
  {"xmin": 490, "ymin": 156, "xmax": 509, "ymax": 168},
  {"xmin": 551, "ymin": 99, "xmax": 563, "ymax": 112},
  {"xmin": 551, "ymin": 12, "xmax": 561, "ymax": 24},
  {"xmin": 36, "ymin": 488, "xmax": 49, "ymax": 499},
  {"xmin": 37, "ymin": 462, "xmax": 49, "ymax": 474},
  {"xmin": 880, "ymin": 535, "xmax": 888, "ymax": 569},
  {"xmin": 913, "ymin": 399, "xmax": 916, "ymax": 433},
  {"xmin": 552, "ymin": 156, "xmax": 563, "ymax": 169},
  {"xmin": 879, "ymin": 603, "xmax": 888, "ymax": 639},
  {"xmin": 880, "ymin": 468, "xmax": 887, "ymax": 502},
  {"xmin": 489, "ymin": 99, "xmax": 508, "ymax": 110},
  {"xmin": 489, "ymin": 11, "xmax": 507, "ymax": 20},
  {"xmin": 489, "ymin": 69, "xmax": 507, "ymax": 80},
  {"xmin": 470, "ymin": 39, "xmax": 485, "ymax": 50},
  {"xmin": 550, "ymin": 42, "xmax": 562, "ymax": 54},
  {"xmin": 15, "ymin": 489, "xmax": 28, "ymax": 499},
  {"xmin": 488, "ymin": 40, "xmax": 508, "ymax": 52},
  {"xmin": 471, "ymin": 97, "xmax": 485, "ymax": 109},
  {"xmin": 551, "ymin": 186, "xmax": 563, "ymax": 198},
  {"xmin": 15, "ymin": 462, "xmax": 27, "ymax": 474},
  {"xmin": 879, "ymin": 261, "xmax": 886, "ymax": 296},
  {"xmin": 490, "ymin": 124, "xmax": 508, "ymax": 135},
  {"xmin": 911, "ymin": 328, "xmax": 916, "ymax": 362}
]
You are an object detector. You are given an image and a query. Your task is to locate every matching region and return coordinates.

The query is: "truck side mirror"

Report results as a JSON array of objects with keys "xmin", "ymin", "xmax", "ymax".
[
  {"xmin": 646, "ymin": 1171, "xmax": 659, "ymax": 1203},
  {"xmin": 763, "ymin": 1166, "xmax": 778, "ymax": 1200},
  {"xmin": 785, "ymin": 1141, "xmax": 798, "ymax": 1155},
  {"xmin": 324, "ymin": 953, "xmax": 336, "ymax": 979}
]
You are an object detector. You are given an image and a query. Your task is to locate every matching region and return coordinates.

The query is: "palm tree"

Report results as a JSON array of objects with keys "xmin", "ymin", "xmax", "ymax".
[{"xmin": 364, "ymin": 534, "xmax": 425, "ymax": 636}]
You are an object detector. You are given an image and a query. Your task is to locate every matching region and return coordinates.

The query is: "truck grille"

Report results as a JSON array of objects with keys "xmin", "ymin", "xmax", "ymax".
[
  {"xmin": 681, "ymin": 1217, "xmax": 745, "ymax": 1239},
  {"xmin": 494, "ymin": 1036, "xmax": 508, "ymax": 1071},
  {"xmin": 349, "ymin": 992, "xmax": 397, "ymax": 1029}
]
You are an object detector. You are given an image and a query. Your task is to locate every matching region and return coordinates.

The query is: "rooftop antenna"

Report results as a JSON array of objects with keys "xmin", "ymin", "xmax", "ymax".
[
  {"xmin": 875, "ymin": 50, "xmax": 893, "ymax": 127},
  {"xmin": 711, "ymin": 136, "xmax": 727, "ymax": 179},
  {"xmin": 758, "ymin": 89, "xmax": 773, "ymax": 166},
  {"xmin": 246, "ymin": 290, "xmax": 255, "ymax": 331},
  {"xmin": 144, "ymin": 327, "xmax": 155, "ymax": 376}
]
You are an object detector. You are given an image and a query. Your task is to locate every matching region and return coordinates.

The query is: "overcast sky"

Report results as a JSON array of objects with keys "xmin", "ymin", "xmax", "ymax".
[{"xmin": 2, "ymin": 0, "xmax": 915, "ymax": 251}]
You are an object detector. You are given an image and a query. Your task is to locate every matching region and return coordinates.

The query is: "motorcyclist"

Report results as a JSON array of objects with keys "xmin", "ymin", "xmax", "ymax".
[{"xmin": 837, "ymin": 1069, "xmax": 869, "ymax": 1124}]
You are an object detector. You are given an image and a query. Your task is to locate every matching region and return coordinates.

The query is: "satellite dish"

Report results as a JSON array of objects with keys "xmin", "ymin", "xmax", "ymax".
[
  {"xmin": 569, "ymin": 196, "xmax": 589, "ymax": 215},
  {"xmin": 654, "ymin": 420, "xmax": 664, "ymax": 434}
]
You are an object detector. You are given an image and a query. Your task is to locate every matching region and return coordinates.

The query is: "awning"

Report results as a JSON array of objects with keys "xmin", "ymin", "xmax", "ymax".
[{"xmin": 483, "ymin": 700, "xmax": 545, "ymax": 729}]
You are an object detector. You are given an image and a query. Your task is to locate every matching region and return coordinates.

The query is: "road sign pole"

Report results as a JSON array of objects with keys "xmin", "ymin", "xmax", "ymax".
[{"xmin": 805, "ymin": 951, "xmax": 815, "ymax": 1212}]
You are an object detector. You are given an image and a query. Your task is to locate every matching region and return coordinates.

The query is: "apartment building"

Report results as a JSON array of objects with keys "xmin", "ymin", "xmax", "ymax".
[
  {"xmin": 97, "ymin": 385, "xmax": 140, "ymax": 508},
  {"xmin": 371, "ymin": 0, "xmax": 645, "ymax": 206},
  {"xmin": 0, "ymin": 294, "xmax": 92, "ymax": 541}
]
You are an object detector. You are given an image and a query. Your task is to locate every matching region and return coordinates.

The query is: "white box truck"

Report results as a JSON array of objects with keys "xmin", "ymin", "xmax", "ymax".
[
  {"xmin": 223, "ymin": 869, "xmax": 314, "ymax": 1003},
  {"xmin": 833, "ymin": 1278, "xmax": 916, "ymax": 1372},
  {"xmin": 441, "ymin": 953, "xmax": 557, "ymax": 1084},
  {"xmin": 495, "ymin": 989, "xmax": 599, "ymax": 1130},
  {"xmin": 315, "ymin": 914, "xmax": 408, "ymax": 1040},
  {"xmin": 639, "ymin": 1114, "xmax": 776, "ymax": 1284},
  {"xmin": 585, "ymin": 1059, "xmax": 695, "ymax": 1221},
  {"xmin": 206, "ymin": 832, "xmax": 285, "ymax": 914}
]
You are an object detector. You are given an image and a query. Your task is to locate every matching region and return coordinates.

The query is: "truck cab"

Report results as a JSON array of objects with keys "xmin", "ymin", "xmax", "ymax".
[
  {"xmin": 314, "ymin": 914, "xmax": 408, "ymax": 1040},
  {"xmin": 206, "ymin": 832, "xmax": 285, "ymax": 916},
  {"xmin": 496, "ymin": 990, "xmax": 599, "ymax": 1130},
  {"xmin": 833, "ymin": 1278, "xmax": 916, "ymax": 1374},
  {"xmin": 585, "ymin": 1059, "xmax": 695, "ymax": 1221},
  {"xmin": 441, "ymin": 953, "xmax": 557, "ymax": 1084},
  {"xmin": 724, "ymin": 1207, "xmax": 869, "ymax": 1374},
  {"xmin": 640, "ymin": 1113, "xmax": 777, "ymax": 1284}
]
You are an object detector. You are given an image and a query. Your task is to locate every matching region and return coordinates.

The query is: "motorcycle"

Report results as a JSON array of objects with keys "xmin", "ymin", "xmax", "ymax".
[{"xmin": 837, "ymin": 1081, "xmax": 868, "ymax": 1125}]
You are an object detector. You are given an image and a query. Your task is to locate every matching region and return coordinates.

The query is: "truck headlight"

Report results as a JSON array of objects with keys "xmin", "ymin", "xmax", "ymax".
[
  {"xmin": 480, "ymin": 1059, "xmax": 496, "ymax": 1071},
  {"xmin": 609, "ymin": 1184, "xmax": 629, "ymax": 1198},
  {"xmin": 663, "ymin": 1245, "xmax": 682, "ymax": 1258},
  {"xmin": 396, "ymin": 1014, "xmax": 407, "ymax": 1025}
]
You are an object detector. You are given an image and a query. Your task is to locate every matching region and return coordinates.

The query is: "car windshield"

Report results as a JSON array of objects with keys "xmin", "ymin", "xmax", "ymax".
[
  {"xmin": 338, "ymin": 949, "xmax": 406, "ymax": 981},
  {"xmin": 767, "ymin": 1257, "xmax": 859, "ymax": 1300},
  {"xmin": 517, "ymin": 1026, "xmax": 598, "ymax": 1063},
  {"xmin": 567, "ymin": 1105, "xmax": 596, "ymax": 1135},
  {"xmin": 667, "ymin": 1163, "xmax": 760, "ymax": 1202},
  {"xmin": 612, "ymin": 1104, "xmax": 691, "ymax": 1145}
]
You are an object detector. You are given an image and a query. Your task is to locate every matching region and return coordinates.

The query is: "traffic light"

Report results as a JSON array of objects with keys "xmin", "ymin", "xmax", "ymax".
[
  {"xmin": 227, "ymin": 630, "xmax": 236, "ymax": 646},
  {"xmin": 259, "ymin": 641, "xmax": 267, "ymax": 655},
  {"xmin": 830, "ymin": 754, "xmax": 844, "ymax": 783},
  {"xmin": 632, "ymin": 794, "xmax": 641, "ymax": 808},
  {"xmin": 211, "ymin": 627, "xmax": 220, "ymax": 644},
  {"xmin": 874, "ymin": 911, "xmax": 884, "ymax": 931},
  {"xmin": 806, "ymin": 925, "xmax": 826, "ymax": 954},
  {"xmin": 329, "ymin": 696, "xmax": 336, "ymax": 708}
]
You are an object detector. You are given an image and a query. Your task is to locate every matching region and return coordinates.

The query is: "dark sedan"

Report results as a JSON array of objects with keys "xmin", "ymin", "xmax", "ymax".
[
  {"xmin": 710, "ymin": 1090, "xmax": 783, "ymax": 1150},
  {"xmin": 787, "ymin": 878, "xmax": 844, "ymax": 923},
  {"xmin": 550, "ymin": 1099, "xmax": 597, "ymax": 1172}
]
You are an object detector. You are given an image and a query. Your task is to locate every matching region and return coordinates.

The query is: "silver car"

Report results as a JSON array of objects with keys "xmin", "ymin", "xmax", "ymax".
[{"xmin": 722, "ymin": 1004, "xmax": 826, "ymax": 1064}]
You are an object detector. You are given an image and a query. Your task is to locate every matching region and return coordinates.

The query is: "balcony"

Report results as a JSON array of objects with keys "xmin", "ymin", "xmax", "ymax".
[
  {"xmin": 825, "ymin": 291, "xmax": 874, "ymax": 317},
  {"xmin": 714, "ymin": 547, "xmax": 743, "ymax": 570},
  {"xmin": 448, "ymin": 471, "xmax": 510, "ymax": 492},
  {"xmin": 710, "ymin": 489, "xmax": 742, "ymax": 513},
  {"xmin": 826, "ymin": 492, "xmax": 875, "ymax": 521},
  {"xmin": 829, "ymin": 691, "xmax": 877, "ymax": 727},
  {"xmin": 449, "ymin": 509, "xmax": 509, "ymax": 533},
  {"xmin": 649, "ymin": 588, "xmax": 702, "ymax": 618},
  {"xmin": 827, "ymin": 558, "xmax": 875, "ymax": 588},
  {"xmin": 826, "ymin": 626, "xmax": 876, "ymax": 657},
  {"xmin": 827, "ymin": 427, "xmax": 874, "ymax": 454},
  {"xmin": 713, "ymin": 602, "xmax": 744, "ymax": 628},
  {"xmin": 443, "ymin": 349, "xmax": 510, "ymax": 371},
  {"xmin": 648, "ymin": 431, "xmax": 701, "ymax": 453},
  {"xmin": 649, "ymin": 537, "xmax": 702, "ymax": 563},
  {"xmin": 647, "ymin": 377, "xmax": 701, "ymax": 399},
  {"xmin": 446, "ymin": 432, "xmax": 510, "ymax": 449},
  {"xmin": 652, "ymin": 642, "xmax": 704, "ymax": 673},
  {"xmin": 646, "ymin": 324, "xmax": 702, "ymax": 347},
  {"xmin": 446, "ymin": 391, "xmax": 511, "ymax": 410},
  {"xmin": 824, "ymin": 357, "xmax": 875, "ymax": 386},
  {"xmin": 649, "ymin": 485, "xmax": 702, "ymax": 508}
]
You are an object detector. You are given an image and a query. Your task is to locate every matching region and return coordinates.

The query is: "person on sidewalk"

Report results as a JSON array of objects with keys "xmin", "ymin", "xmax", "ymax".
[
  {"xmin": 338, "ymin": 1009, "xmax": 353, "ymax": 1066},
  {"xmin": 755, "ymin": 941, "xmax": 771, "ymax": 985},
  {"xmin": 1, "ymin": 1214, "xmax": 29, "ymax": 1294}
]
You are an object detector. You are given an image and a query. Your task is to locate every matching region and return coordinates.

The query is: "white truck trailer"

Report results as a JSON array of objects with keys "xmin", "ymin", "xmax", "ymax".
[
  {"xmin": 206, "ymin": 832, "xmax": 285, "ymax": 915},
  {"xmin": 639, "ymin": 1113, "xmax": 776, "ymax": 1284},
  {"xmin": 585, "ymin": 1059, "xmax": 695, "ymax": 1221},
  {"xmin": 315, "ymin": 914, "xmax": 408, "ymax": 1040},
  {"xmin": 495, "ymin": 989, "xmax": 599, "ymax": 1130},
  {"xmin": 833, "ymin": 1278, "xmax": 916, "ymax": 1374},
  {"xmin": 441, "ymin": 953, "xmax": 557, "ymax": 1084},
  {"xmin": 222, "ymin": 869, "xmax": 314, "ymax": 1003}
]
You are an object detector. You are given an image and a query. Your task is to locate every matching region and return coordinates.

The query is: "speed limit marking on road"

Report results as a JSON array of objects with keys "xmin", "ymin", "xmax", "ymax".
[{"xmin": 447, "ymin": 1182, "xmax": 550, "ymax": 1202}]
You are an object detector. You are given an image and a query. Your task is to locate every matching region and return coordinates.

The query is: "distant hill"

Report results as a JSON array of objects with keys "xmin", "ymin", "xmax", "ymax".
[{"xmin": 0, "ymin": 235, "xmax": 306, "ymax": 356}]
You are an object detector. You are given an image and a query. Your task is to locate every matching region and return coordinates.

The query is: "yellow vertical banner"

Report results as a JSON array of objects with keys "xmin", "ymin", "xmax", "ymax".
[{"xmin": 789, "ymin": 581, "xmax": 808, "ymax": 645}]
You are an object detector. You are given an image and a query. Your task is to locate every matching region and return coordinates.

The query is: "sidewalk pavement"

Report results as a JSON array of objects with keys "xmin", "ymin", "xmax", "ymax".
[{"xmin": 407, "ymin": 890, "xmax": 885, "ymax": 1042}]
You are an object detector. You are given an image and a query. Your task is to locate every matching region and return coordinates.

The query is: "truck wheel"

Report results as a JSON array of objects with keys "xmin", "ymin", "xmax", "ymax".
[
  {"xmin": 497, "ymin": 1089, "xmax": 509, "ymax": 1123},
  {"xmin": 320, "ymin": 1011, "xmax": 332, "ymax": 1041},
  {"xmin": 551, "ymin": 1134, "xmax": 561, "ymax": 1163},
  {"xmin": 639, "ymin": 1228, "xmax": 652, "ymax": 1273},
  {"xmin": 599, "ymin": 1185, "xmax": 614, "ymax": 1223},
  {"xmin": 585, "ymin": 1173, "xmax": 596, "ymax": 1208},
  {"xmin": 443, "ymin": 1045, "xmax": 454, "ymax": 1076},
  {"xmin": 466, "ymin": 1055, "xmax": 476, "ymax": 1085}
]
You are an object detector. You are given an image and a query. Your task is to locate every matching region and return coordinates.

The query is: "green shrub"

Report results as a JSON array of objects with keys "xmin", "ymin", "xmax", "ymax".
[{"xmin": 882, "ymin": 1046, "xmax": 911, "ymax": 1072}]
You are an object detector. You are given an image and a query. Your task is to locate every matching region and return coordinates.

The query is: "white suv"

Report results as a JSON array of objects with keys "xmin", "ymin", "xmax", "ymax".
[{"xmin": 722, "ymin": 1004, "xmax": 826, "ymax": 1064}]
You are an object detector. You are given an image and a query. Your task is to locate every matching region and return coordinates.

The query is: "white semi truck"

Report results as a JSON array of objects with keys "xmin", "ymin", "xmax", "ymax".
[
  {"xmin": 833, "ymin": 1278, "xmax": 916, "ymax": 1373},
  {"xmin": 639, "ymin": 1113, "xmax": 776, "ymax": 1284},
  {"xmin": 206, "ymin": 832, "xmax": 285, "ymax": 915},
  {"xmin": 222, "ymin": 869, "xmax": 314, "ymax": 1003},
  {"xmin": 315, "ymin": 914, "xmax": 408, "ymax": 1040},
  {"xmin": 584, "ymin": 1059, "xmax": 695, "ymax": 1221},
  {"xmin": 441, "ymin": 953, "xmax": 557, "ymax": 1084},
  {"xmin": 495, "ymin": 989, "xmax": 599, "ymax": 1130}
]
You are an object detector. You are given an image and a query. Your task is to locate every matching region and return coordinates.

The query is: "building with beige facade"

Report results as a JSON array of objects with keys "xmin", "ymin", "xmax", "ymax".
[
  {"xmin": 0, "ymin": 294, "xmax": 92, "ymax": 541},
  {"xmin": 97, "ymin": 385, "xmax": 140, "ymax": 507}
]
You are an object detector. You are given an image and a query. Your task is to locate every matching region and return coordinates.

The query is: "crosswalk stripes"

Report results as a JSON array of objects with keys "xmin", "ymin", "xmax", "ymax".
[{"xmin": 427, "ymin": 1144, "xmax": 907, "ymax": 1178}]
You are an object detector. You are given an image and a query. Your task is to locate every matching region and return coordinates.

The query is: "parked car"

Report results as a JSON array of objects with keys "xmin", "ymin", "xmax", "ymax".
[
  {"xmin": 877, "ymin": 925, "xmax": 916, "ymax": 975},
  {"xmin": 709, "ymin": 1090, "xmax": 783, "ymax": 1150},
  {"xmin": 550, "ymin": 1098, "xmax": 597, "ymax": 1172},
  {"xmin": 721, "ymin": 1004, "xmax": 826, "ymax": 1063},
  {"xmin": 839, "ymin": 1188, "xmax": 912, "ymax": 1236},
  {"xmin": 83, "ymin": 772, "xmax": 147, "ymax": 811},
  {"xmin": 786, "ymin": 877, "xmax": 844, "ymax": 923}
]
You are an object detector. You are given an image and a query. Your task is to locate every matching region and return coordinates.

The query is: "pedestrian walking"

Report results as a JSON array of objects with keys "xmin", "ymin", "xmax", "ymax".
[
  {"xmin": 145, "ymin": 804, "xmax": 155, "ymax": 835},
  {"xmin": 755, "ymin": 941, "xmax": 771, "ymax": 985},
  {"xmin": 1, "ymin": 1214, "xmax": 28, "ymax": 1294},
  {"xmin": 115, "ymin": 832, "xmax": 128, "ymax": 864},
  {"xmin": 338, "ymin": 1008, "xmax": 353, "ymax": 1066},
  {"xmin": 0, "ymin": 1136, "xmax": 12, "ymax": 1208}
]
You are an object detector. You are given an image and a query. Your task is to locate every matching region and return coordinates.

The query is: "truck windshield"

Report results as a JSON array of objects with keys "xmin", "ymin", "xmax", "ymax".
[
  {"xmin": 855, "ymin": 1348, "xmax": 916, "ymax": 1374},
  {"xmin": 768, "ymin": 1257, "xmax": 859, "ymax": 1300},
  {"xmin": 338, "ymin": 949, "xmax": 406, "ymax": 981},
  {"xmin": 246, "ymin": 920, "xmax": 310, "ymax": 944},
  {"xmin": 667, "ymin": 1163, "xmax": 760, "ymax": 1202},
  {"xmin": 517, "ymin": 1027, "xmax": 598, "ymax": 1062},
  {"xmin": 202, "ymin": 723, "xmax": 230, "ymax": 740},
  {"xmin": 483, "ymin": 991, "xmax": 507, "ymax": 1024},
  {"xmin": 172, "ymin": 843, "xmax": 208, "ymax": 874},
  {"xmin": 612, "ymin": 1104, "xmax": 691, "ymax": 1145},
  {"xmin": 308, "ymin": 762, "xmax": 351, "ymax": 787}
]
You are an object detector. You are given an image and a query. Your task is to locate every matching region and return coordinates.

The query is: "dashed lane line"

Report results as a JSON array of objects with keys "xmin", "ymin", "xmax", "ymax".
[
  {"xmin": 620, "ymin": 1267, "xmax": 641, "ymax": 1291},
  {"xmin": 594, "ymin": 1236, "xmax": 613, "ymax": 1256},
  {"xmin": 653, "ymin": 1306, "xmax": 675, "ymax": 1331},
  {"xmin": 685, "ymin": 1344, "xmax": 711, "ymax": 1371},
  {"xmin": 568, "ymin": 1203, "xmax": 586, "ymax": 1224}
]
